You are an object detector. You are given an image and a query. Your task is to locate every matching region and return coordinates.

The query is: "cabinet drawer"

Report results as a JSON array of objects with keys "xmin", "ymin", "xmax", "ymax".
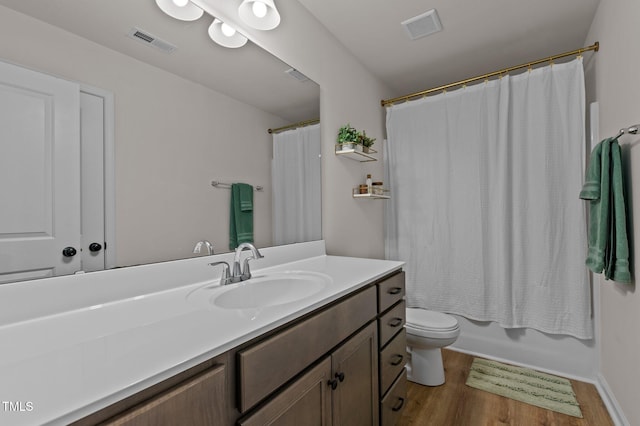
[
  {"xmin": 379, "ymin": 329, "xmax": 407, "ymax": 395},
  {"xmin": 238, "ymin": 285, "xmax": 377, "ymax": 412},
  {"xmin": 377, "ymin": 272, "xmax": 405, "ymax": 313},
  {"xmin": 380, "ymin": 369, "xmax": 407, "ymax": 426},
  {"xmin": 378, "ymin": 300, "xmax": 405, "ymax": 349}
]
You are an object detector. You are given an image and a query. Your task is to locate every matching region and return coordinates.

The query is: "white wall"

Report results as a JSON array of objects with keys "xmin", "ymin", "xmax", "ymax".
[
  {"xmin": 195, "ymin": 0, "xmax": 394, "ymax": 259},
  {"xmin": 0, "ymin": 5, "xmax": 285, "ymax": 267},
  {"xmin": 585, "ymin": 0, "xmax": 640, "ymax": 424}
]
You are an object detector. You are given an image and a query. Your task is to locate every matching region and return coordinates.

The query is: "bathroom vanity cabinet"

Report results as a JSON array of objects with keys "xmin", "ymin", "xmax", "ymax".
[
  {"xmin": 239, "ymin": 323, "xmax": 379, "ymax": 425},
  {"xmin": 376, "ymin": 272, "xmax": 408, "ymax": 426},
  {"xmin": 74, "ymin": 270, "xmax": 406, "ymax": 426}
]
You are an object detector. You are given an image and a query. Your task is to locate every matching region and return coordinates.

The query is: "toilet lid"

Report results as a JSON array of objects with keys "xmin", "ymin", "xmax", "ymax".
[{"xmin": 406, "ymin": 308, "xmax": 459, "ymax": 332}]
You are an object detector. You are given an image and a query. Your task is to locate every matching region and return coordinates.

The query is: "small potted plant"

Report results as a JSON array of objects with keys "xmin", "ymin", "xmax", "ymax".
[
  {"xmin": 337, "ymin": 124, "xmax": 358, "ymax": 150},
  {"xmin": 358, "ymin": 130, "xmax": 376, "ymax": 153}
]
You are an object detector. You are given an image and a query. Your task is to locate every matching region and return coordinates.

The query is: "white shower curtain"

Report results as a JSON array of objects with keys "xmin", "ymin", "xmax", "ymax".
[
  {"xmin": 385, "ymin": 58, "xmax": 592, "ymax": 339},
  {"xmin": 272, "ymin": 123, "xmax": 322, "ymax": 245}
]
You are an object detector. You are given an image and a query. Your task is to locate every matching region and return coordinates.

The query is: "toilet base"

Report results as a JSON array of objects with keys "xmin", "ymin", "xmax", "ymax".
[{"xmin": 406, "ymin": 346, "xmax": 445, "ymax": 386}]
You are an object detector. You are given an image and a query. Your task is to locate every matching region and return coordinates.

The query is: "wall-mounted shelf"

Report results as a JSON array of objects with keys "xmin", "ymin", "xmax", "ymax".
[
  {"xmin": 335, "ymin": 144, "xmax": 377, "ymax": 162},
  {"xmin": 352, "ymin": 187, "xmax": 390, "ymax": 199}
]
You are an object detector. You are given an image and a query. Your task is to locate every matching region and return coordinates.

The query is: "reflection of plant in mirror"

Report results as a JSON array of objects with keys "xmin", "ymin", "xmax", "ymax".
[{"xmin": 337, "ymin": 124, "xmax": 358, "ymax": 143}]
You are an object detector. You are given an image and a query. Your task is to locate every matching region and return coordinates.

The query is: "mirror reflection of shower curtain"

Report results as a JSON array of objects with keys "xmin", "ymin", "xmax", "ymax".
[
  {"xmin": 385, "ymin": 58, "xmax": 592, "ymax": 339},
  {"xmin": 272, "ymin": 123, "xmax": 321, "ymax": 245}
]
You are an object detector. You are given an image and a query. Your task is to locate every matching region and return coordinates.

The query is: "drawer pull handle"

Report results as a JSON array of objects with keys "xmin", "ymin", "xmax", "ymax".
[
  {"xmin": 388, "ymin": 317, "xmax": 403, "ymax": 327},
  {"xmin": 392, "ymin": 397, "xmax": 405, "ymax": 412},
  {"xmin": 388, "ymin": 287, "xmax": 402, "ymax": 295},
  {"xmin": 335, "ymin": 372, "xmax": 345, "ymax": 382},
  {"xmin": 390, "ymin": 354, "xmax": 404, "ymax": 366},
  {"xmin": 328, "ymin": 379, "xmax": 338, "ymax": 390}
]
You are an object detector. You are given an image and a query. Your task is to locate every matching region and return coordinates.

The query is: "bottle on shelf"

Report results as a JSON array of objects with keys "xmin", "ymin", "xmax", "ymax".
[{"xmin": 366, "ymin": 174, "xmax": 372, "ymax": 194}]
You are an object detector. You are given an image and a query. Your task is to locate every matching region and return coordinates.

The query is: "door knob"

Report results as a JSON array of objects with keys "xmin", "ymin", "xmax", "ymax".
[
  {"xmin": 89, "ymin": 243, "xmax": 102, "ymax": 252},
  {"xmin": 62, "ymin": 247, "xmax": 77, "ymax": 257}
]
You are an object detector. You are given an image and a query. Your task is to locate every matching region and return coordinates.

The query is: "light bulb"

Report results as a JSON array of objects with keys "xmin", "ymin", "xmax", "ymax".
[
  {"xmin": 220, "ymin": 23, "xmax": 236, "ymax": 37},
  {"xmin": 172, "ymin": 0, "xmax": 189, "ymax": 7},
  {"xmin": 251, "ymin": 1, "xmax": 268, "ymax": 18}
]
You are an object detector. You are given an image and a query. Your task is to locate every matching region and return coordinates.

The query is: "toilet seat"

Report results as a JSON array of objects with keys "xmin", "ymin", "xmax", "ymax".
[{"xmin": 406, "ymin": 308, "xmax": 460, "ymax": 339}]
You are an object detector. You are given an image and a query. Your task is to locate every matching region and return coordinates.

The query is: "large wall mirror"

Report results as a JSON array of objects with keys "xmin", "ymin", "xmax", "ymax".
[{"xmin": 0, "ymin": 0, "xmax": 320, "ymax": 284}]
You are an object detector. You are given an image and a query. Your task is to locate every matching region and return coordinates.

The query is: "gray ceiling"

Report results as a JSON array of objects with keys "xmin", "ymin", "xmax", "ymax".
[
  {"xmin": 299, "ymin": 0, "xmax": 601, "ymax": 99},
  {"xmin": 0, "ymin": 0, "xmax": 601, "ymax": 116}
]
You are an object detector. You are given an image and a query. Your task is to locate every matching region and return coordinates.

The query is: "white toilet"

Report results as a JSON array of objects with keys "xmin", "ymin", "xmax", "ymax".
[{"xmin": 405, "ymin": 308, "xmax": 460, "ymax": 386}]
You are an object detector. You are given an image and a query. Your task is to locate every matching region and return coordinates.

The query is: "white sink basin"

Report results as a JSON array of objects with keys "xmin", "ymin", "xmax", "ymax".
[{"xmin": 186, "ymin": 271, "xmax": 331, "ymax": 310}]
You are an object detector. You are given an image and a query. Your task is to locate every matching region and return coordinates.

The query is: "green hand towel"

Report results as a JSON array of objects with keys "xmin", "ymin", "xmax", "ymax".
[
  {"xmin": 239, "ymin": 183, "xmax": 253, "ymax": 212},
  {"xmin": 607, "ymin": 141, "xmax": 631, "ymax": 282},
  {"xmin": 229, "ymin": 183, "xmax": 254, "ymax": 250},
  {"xmin": 581, "ymin": 139, "xmax": 611, "ymax": 274},
  {"xmin": 580, "ymin": 138, "xmax": 631, "ymax": 283}
]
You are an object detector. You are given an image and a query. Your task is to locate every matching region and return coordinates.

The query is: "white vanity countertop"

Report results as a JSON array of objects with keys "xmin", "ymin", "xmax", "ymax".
[{"xmin": 0, "ymin": 241, "xmax": 404, "ymax": 425}]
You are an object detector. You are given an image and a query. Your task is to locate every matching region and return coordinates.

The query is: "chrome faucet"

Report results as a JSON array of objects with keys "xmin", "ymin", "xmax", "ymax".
[
  {"xmin": 232, "ymin": 242, "xmax": 264, "ymax": 282},
  {"xmin": 193, "ymin": 240, "xmax": 214, "ymax": 255},
  {"xmin": 208, "ymin": 261, "xmax": 233, "ymax": 285},
  {"xmin": 207, "ymin": 243, "xmax": 264, "ymax": 286}
]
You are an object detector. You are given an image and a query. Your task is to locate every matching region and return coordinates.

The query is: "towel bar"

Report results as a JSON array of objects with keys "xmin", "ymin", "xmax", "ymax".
[
  {"xmin": 211, "ymin": 180, "xmax": 264, "ymax": 191},
  {"xmin": 617, "ymin": 124, "xmax": 639, "ymax": 137}
]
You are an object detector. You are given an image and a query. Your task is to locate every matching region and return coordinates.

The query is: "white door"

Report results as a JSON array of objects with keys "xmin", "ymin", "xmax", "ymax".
[{"xmin": 0, "ymin": 61, "xmax": 81, "ymax": 284}]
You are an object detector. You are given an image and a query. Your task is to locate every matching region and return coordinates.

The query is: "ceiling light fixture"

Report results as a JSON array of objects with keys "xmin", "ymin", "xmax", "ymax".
[
  {"xmin": 252, "ymin": 2, "xmax": 268, "ymax": 18},
  {"xmin": 155, "ymin": 0, "xmax": 204, "ymax": 21},
  {"xmin": 238, "ymin": 0, "xmax": 281, "ymax": 30},
  {"xmin": 208, "ymin": 19, "xmax": 248, "ymax": 48},
  {"xmin": 156, "ymin": 0, "xmax": 278, "ymax": 49}
]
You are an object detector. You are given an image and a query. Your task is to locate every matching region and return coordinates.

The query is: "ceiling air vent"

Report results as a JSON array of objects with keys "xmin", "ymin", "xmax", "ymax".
[
  {"xmin": 285, "ymin": 68, "xmax": 310, "ymax": 82},
  {"xmin": 401, "ymin": 9, "xmax": 443, "ymax": 40},
  {"xmin": 127, "ymin": 27, "xmax": 177, "ymax": 54}
]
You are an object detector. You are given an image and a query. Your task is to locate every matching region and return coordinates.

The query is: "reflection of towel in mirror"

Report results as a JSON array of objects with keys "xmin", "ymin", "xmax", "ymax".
[
  {"xmin": 229, "ymin": 183, "xmax": 254, "ymax": 250},
  {"xmin": 579, "ymin": 138, "xmax": 631, "ymax": 283}
]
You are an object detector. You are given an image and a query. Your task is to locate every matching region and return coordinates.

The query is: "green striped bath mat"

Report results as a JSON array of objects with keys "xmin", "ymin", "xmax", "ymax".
[{"xmin": 465, "ymin": 358, "xmax": 582, "ymax": 418}]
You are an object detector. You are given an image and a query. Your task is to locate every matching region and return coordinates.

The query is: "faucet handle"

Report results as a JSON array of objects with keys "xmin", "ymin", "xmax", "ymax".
[
  {"xmin": 241, "ymin": 256, "xmax": 255, "ymax": 281},
  {"xmin": 208, "ymin": 261, "xmax": 231, "ymax": 285}
]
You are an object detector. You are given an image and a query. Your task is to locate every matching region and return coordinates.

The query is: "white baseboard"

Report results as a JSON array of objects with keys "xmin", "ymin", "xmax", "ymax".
[
  {"xmin": 595, "ymin": 373, "xmax": 630, "ymax": 426},
  {"xmin": 447, "ymin": 346, "xmax": 595, "ymax": 384}
]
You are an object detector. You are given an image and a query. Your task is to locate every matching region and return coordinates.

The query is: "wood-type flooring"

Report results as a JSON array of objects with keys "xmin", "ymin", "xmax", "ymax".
[{"xmin": 396, "ymin": 349, "xmax": 613, "ymax": 426}]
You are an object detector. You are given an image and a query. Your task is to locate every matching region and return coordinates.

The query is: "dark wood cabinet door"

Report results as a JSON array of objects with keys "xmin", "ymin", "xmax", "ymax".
[
  {"xmin": 105, "ymin": 363, "xmax": 227, "ymax": 426},
  {"xmin": 238, "ymin": 357, "xmax": 332, "ymax": 426},
  {"xmin": 331, "ymin": 322, "xmax": 379, "ymax": 426}
]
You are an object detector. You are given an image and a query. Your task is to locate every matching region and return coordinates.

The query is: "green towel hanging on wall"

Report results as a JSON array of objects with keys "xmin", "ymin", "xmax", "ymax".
[
  {"xmin": 229, "ymin": 183, "xmax": 254, "ymax": 250},
  {"xmin": 579, "ymin": 137, "xmax": 631, "ymax": 283}
]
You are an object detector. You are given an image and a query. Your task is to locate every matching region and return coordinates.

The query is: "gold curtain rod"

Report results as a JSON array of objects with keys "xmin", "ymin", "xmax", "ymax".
[
  {"xmin": 381, "ymin": 41, "xmax": 599, "ymax": 107},
  {"xmin": 268, "ymin": 118, "xmax": 320, "ymax": 134}
]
